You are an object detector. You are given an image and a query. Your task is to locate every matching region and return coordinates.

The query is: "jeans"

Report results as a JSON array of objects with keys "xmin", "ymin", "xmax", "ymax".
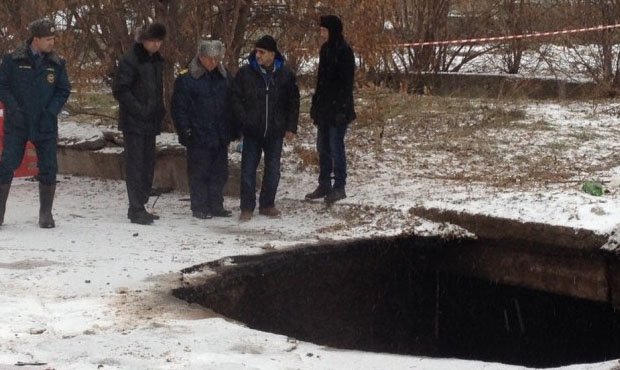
[
  {"xmin": 123, "ymin": 132, "xmax": 156, "ymax": 211},
  {"xmin": 316, "ymin": 122, "xmax": 348, "ymax": 189},
  {"xmin": 0, "ymin": 133, "xmax": 57, "ymax": 185},
  {"xmin": 240, "ymin": 136, "xmax": 283, "ymax": 211},
  {"xmin": 187, "ymin": 145, "xmax": 228, "ymax": 212}
]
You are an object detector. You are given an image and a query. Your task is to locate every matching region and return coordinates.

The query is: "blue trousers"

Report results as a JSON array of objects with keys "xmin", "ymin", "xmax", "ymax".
[
  {"xmin": 240, "ymin": 136, "xmax": 283, "ymax": 211},
  {"xmin": 0, "ymin": 133, "xmax": 57, "ymax": 185},
  {"xmin": 316, "ymin": 122, "xmax": 348, "ymax": 189}
]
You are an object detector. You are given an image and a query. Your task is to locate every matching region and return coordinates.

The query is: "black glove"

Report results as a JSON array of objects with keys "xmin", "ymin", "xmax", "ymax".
[
  {"xmin": 230, "ymin": 130, "xmax": 241, "ymax": 142},
  {"xmin": 153, "ymin": 105, "xmax": 166, "ymax": 121},
  {"xmin": 178, "ymin": 128, "xmax": 192, "ymax": 147},
  {"xmin": 335, "ymin": 113, "xmax": 348, "ymax": 125},
  {"xmin": 6, "ymin": 109, "xmax": 25, "ymax": 132},
  {"xmin": 310, "ymin": 94, "xmax": 317, "ymax": 120},
  {"xmin": 140, "ymin": 102, "xmax": 153, "ymax": 120}
]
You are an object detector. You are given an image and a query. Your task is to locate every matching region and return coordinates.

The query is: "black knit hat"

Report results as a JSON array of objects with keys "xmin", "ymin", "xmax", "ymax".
[
  {"xmin": 139, "ymin": 22, "xmax": 167, "ymax": 41},
  {"xmin": 29, "ymin": 19, "xmax": 56, "ymax": 38},
  {"xmin": 255, "ymin": 35, "xmax": 278, "ymax": 53}
]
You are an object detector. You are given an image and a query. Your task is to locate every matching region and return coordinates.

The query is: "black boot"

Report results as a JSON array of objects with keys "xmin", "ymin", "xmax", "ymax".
[
  {"xmin": 128, "ymin": 207, "xmax": 159, "ymax": 221},
  {"xmin": 210, "ymin": 207, "xmax": 232, "ymax": 217},
  {"xmin": 0, "ymin": 183, "xmax": 10, "ymax": 226},
  {"xmin": 305, "ymin": 183, "xmax": 331, "ymax": 200},
  {"xmin": 192, "ymin": 210, "xmax": 213, "ymax": 219},
  {"xmin": 325, "ymin": 187, "xmax": 346, "ymax": 204},
  {"xmin": 128, "ymin": 206, "xmax": 154, "ymax": 225},
  {"xmin": 145, "ymin": 210, "xmax": 160, "ymax": 220},
  {"xmin": 39, "ymin": 183, "xmax": 56, "ymax": 228}
]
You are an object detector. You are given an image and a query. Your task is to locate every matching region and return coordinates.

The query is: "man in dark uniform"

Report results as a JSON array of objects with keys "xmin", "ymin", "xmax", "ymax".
[
  {"xmin": 307, "ymin": 15, "xmax": 356, "ymax": 204},
  {"xmin": 113, "ymin": 23, "xmax": 166, "ymax": 225},
  {"xmin": 171, "ymin": 40, "xmax": 239, "ymax": 220},
  {"xmin": 0, "ymin": 19, "xmax": 71, "ymax": 228},
  {"xmin": 231, "ymin": 35, "xmax": 300, "ymax": 221}
]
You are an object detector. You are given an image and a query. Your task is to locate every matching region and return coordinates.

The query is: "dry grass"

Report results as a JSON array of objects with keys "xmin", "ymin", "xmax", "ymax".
[
  {"xmin": 292, "ymin": 86, "xmax": 616, "ymax": 190},
  {"xmin": 293, "ymin": 145, "xmax": 319, "ymax": 171},
  {"xmin": 74, "ymin": 85, "xmax": 613, "ymax": 191}
]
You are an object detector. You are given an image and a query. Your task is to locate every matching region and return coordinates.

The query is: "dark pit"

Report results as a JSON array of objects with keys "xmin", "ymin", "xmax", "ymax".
[{"xmin": 173, "ymin": 234, "xmax": 620, "ymax": 368}]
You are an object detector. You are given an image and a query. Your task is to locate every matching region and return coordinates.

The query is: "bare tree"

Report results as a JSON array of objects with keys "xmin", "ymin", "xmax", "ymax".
[{"xmin": 2, "ymin": 0, "xmax": 620, "ymax": 110}]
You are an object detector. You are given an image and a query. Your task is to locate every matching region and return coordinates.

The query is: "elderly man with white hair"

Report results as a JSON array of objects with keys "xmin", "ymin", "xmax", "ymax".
[{"xmin": 171, "ymin": 39, "xmax": 240, "ymax": 220}]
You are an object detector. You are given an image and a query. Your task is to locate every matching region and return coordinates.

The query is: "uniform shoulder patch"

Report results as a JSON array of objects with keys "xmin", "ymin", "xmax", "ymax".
[{"xmin": 179, "ymin": 68, "xmax": 189, "ymax": 75}]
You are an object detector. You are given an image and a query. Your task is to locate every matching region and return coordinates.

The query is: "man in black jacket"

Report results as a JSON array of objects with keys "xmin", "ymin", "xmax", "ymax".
[
  {"xmin": 171, "ymin": 40, "xmax": 238, "ymax": 220},
  {"xmin": 307, "ymin": 15, "xmax": 356, "ymax": 204},
  {"xmin": 0, "ymin": 19, "xmax": 71, "ymax": 228},
  {"xmin": 113, "ymin": 23, "xmax": 166, "ymax": 225},
  {"xmin": 232, "ymin": 35, "xmax": 300, "ymax": 221}
]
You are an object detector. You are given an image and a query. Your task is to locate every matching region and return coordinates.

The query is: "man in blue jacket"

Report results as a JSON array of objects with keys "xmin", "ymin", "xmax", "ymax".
[
  {"xmin": 0, "ymin": 19, "xmax": 71, "ymax": 228},
  {"xmin": 171, "ymin": 40, "xmax": 238, "ymax": 219},
  {"xmin": 232, "ymin": 35, "xmax": 300, "ymax": 221}
]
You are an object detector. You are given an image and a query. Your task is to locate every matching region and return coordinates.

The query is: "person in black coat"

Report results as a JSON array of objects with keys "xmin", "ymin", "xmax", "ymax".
[
  {"xmin": 0, "ymin": 19, "xmax": 71, "ymax": 228},
  {"xmin": 307, "ymin": 15, "xmax": 356, "ymax": 204},
  {"xmin": 113, "ymin": 23, "xmax": 166, "ymax": 225},
  {"xmin": 232, "ymin": 35, "xmax": 300, "ymax": 221},
  {"xmin": 171, "ymin": 40, "xmax": 238, "ymax": 220}
]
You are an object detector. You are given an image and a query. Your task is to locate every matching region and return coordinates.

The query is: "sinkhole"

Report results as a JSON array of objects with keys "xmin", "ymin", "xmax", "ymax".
[{"xmin": 173, "ymin": 234, "xmax": 620, "ymax": 368}]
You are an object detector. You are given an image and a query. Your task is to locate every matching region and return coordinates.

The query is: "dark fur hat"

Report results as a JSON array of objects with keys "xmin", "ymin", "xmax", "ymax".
[
  {"xmin": 29, "ymin": 19, "xmax": 56, "ymax": 38},
  {"xmin": 139, "ymin": 22, "xmax": 167, "ymax": 41}
]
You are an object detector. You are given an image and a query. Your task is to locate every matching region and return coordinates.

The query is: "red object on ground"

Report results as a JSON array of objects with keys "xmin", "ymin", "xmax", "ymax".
[{"xmin": 0, "ymin": 101, "xmax": 39, "ymax": 177}]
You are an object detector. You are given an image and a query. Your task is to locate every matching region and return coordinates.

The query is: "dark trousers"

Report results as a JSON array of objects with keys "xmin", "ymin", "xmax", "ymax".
[
  {"xmin": 123, "ymin": 132, "xmax": 156, "ymax": 211},
  {"xmin": 187, "ymin": 145, "xmax": 228, "ymax": 213},
  {"xmin": 317, "ymin": 122, "xmax": 348, "ymax": 189},
  {"xmin": 240, "ymin": 136, "xmax": 283, "ymax": 211},
  {"xmin": 0, "ymin": 133, "xmax": 57, "ymax": 185}
]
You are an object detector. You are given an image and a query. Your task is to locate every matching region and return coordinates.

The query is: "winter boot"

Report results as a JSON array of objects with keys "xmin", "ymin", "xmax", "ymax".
[
  {"xmin": 259, "ymin": 207, "xmax": 281, "ymax": 218},
  {"xmin": 145, "ymin": 210, "xmax": 160, "ymax": 220},
  {"xmin": 39, "ymin": 183, "xmax": 56, "ymax": 228},
  {"xmin": 210, "ymin": 207, "xmax": 232, "ymax": 217},
  {"xmin": 305, "ymin": 183, "xmax": 331, "ymax": 200},
  {"xmin": 128, "ymin": 206, "xmax": 154, "ymax": 225},
  {"xmin": 0, "ymin": 184, "xmax": 10, "ymax": 226},
  {"xmin": 325, "ymin": 187, "xmax": 346, "ymax": 204},
  {"xmin": 192, "ymin": 210, "xmax": 213, "ymax": 220},
  {"xmin": 127, "ymin": 206, "xmax": 159, "ymax": 220},
  {"xmin": 239, "ymin": 210, "xmax": 253, "ymax": 222}
]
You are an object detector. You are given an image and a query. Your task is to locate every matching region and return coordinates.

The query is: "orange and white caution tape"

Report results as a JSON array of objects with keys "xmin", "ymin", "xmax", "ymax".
[{"xmin": 396, "ymin": 23, "xmax": 620, "ymax": 47}]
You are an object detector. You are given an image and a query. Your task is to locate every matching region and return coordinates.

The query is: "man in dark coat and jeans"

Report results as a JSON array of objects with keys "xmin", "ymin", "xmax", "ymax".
[
  {"xmin": 113, "ymin": 23, "xmax": 166, "ymax": 225},
  {"xmin": 0, "ymin": 19, "xmax": 71, "ymax": 228},
  {"xmin": 232, "ymin": 35, "xmax": 300, "ymax": 221},
  {"xmin": 307, "ymin": 15, "xmax": 356, "ymax": 203},
  {"xmin": 171, "ymin": 40, "xmax": 238, "ymax": 220}
]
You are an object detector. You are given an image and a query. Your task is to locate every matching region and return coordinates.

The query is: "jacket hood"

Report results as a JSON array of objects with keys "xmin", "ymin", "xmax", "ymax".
[
  {"xmin": 248, "ymin": 50, "xmax": 284, "ymax": 73},
  {"xmin": 320, "ymin": 15, "xmax": 344, "ymax": 43}
]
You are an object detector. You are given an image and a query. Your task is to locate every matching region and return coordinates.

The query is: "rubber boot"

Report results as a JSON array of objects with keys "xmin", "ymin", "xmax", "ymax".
[
  {"xmin": 0, "ymin": 184, "xmax": 10, "ymax": 226},
  {"xmin": 39, "ymin": 183, "xmax": 56, "ymax": 229}
]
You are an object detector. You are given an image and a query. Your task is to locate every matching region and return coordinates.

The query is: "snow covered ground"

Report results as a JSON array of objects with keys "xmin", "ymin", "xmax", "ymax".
[{"xmin": 2, "ymin": 96, "xmax": 620, "ymax": 369}]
